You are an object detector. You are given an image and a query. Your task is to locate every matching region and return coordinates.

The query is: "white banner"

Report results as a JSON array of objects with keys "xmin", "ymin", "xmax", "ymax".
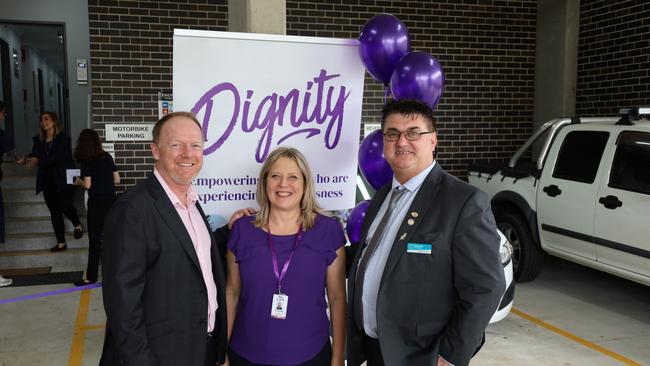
[{"xmin": 173, "ymin": 29, "xmax": 365, "ymax": 227}]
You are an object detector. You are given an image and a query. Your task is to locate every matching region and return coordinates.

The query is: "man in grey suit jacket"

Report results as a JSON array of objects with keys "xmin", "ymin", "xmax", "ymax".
[
  {"xmin": 101, "ymin": 112, "xmax": 229, "ymax": 366},
  {"xmin": 347, "ymin": 100, "xmax": 506, "ymax": 366}
]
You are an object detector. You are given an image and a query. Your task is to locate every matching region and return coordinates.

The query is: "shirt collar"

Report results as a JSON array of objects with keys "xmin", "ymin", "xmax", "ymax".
[
  {"xmin": 391, "ymin": 161, "xmax": 436, "ymax": 193},
  {"xmin": 153, "ymin": 168, "xmax": 198, "ymax": 208}
]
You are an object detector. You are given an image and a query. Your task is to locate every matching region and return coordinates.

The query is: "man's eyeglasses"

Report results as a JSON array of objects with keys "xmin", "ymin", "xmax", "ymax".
[{"xmin": 383, "ymin": 129, "xmax": 435, "ymax": 141}]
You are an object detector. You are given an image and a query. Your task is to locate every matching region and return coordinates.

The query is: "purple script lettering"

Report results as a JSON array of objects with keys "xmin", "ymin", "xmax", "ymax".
[{"xmin": 191, "ymin": 69, "xmax": 349, "ymax": 162}]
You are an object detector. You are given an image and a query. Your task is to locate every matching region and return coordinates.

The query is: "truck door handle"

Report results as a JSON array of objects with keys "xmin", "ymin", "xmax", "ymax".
[
  {"xmin": 599, "ymin": 195, "xmax": 623, "ymax": 209},
  {"xmin": 543, "ymin": 184, "xmax": 562, "ymax": 197}
]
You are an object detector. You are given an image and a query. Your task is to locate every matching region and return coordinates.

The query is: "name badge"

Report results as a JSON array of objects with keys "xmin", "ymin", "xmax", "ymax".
[
  {"xmin": 407, "ymin": 243, "xmax": 432, "ymax": 254},
  {"xmin": 271, "ymin": 293, "xmax": 289, "ymax": 319}
]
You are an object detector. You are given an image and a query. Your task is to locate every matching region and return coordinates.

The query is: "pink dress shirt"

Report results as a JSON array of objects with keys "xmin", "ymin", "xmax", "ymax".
[{"xmin": 154, "ymin": 169, "xmax": 218, "ymax": 332}]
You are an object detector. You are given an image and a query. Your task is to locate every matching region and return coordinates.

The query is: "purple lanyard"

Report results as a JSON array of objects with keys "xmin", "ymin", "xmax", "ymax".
[{"xmin": 267, "ymin": 224, "xmax": 303, "ymax": 294}]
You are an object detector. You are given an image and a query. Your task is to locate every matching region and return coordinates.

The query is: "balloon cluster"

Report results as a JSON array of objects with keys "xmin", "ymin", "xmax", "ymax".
[
  {"xmin": 359, "ymin": 14, "xmax": 445, "ymax": 109},
  {"xmin": 347, "ymin": 14, "xmax": 446, "ymax": 243}
]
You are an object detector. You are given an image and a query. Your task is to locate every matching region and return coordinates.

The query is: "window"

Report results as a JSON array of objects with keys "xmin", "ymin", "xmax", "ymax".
[
  {"xmin": 553, "ymin": 131, "xmax": 609, "ymax": 183},
  {"xmin": 609, "ymin": 131, "xmax": 650, "ymax": 195}
]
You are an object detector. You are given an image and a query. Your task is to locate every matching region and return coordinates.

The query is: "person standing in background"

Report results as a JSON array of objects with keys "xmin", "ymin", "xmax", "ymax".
[
  {"xmin": 16, "ymin": 111, "xmax": 83, "ymax": 252},
  {"xmin": 72, "ymin": 129, "xmax": 120, "ymax": 286}
]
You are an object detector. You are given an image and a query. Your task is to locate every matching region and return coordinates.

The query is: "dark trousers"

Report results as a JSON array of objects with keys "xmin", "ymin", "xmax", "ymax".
[
  {"xmin": 42, "ymin": 186, "xmax": 81, "ymax": 244},
  {"xmin": 364, "ymin": 334, "xmax": 385, "ymax": 366},
  {"xmin": 229, "ymin": 341, "xmax": 332, "ymax": 366},
  {"xmin": 86, "ymin": 194, "xmax": 115, "ymax": 282},
  {"xmin": 205, "ymin": 333, "xmax": 217, "ymax": 366}
]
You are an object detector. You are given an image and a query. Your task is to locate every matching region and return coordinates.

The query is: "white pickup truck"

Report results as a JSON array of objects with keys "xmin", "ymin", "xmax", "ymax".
[{"xmin": 468, "ymin": 108, "xmax": 650, "ymax": 285}]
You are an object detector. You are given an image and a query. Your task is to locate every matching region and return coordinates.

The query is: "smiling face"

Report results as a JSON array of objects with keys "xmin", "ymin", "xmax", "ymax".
[
  {"xmin": 40, "ymin": 113, "xmax": 56, "ymax": 133},
  {"xmin": 266, "ymin": 156, "xmax": 305, "ymax": 213},
  {"xmin": 151, "ymin": 116, "xmax": 204, "ymax": 194},
  {"xmin": 383, "ymin": 112, "xmax": 437, "ymax": 184}
]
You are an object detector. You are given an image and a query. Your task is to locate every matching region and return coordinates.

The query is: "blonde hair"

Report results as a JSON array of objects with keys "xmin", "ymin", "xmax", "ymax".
[
  {"xmin": 253, "ymin": 147, "xmax": 321, "ymax": 230},
  {"xmin": 39, "ymin": 112, "xmax": 63, "ymax": 141}
]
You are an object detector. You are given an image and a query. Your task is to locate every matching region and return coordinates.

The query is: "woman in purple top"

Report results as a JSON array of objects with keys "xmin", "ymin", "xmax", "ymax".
[{"xmin": 226, "ymin": 147, "xmax": 347, "ymax": 366}]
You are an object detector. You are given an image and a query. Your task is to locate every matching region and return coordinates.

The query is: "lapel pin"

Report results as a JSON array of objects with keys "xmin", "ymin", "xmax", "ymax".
[
  {"xmin": 399, "ymin": 233, "xmax": 407, "ymax": 241},
  {"xmin": 407, "ymin": 219, "xmax": 415, "ymax": 225},
  {"xmin": 411, "ymin": 212, "xmax": 419, "ymax": 218}
]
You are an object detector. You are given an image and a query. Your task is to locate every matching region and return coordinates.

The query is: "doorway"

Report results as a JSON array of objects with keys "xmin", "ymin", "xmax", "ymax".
[{"xmin": 0, "ymin": 22, "xmax": 68, "ymax": 153}]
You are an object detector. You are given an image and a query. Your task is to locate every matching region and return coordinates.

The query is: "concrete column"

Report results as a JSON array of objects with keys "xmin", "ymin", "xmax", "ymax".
[
  {"xmin": 534, "ymin": 0, "xmax": 580, "ymax": 132},
  {"xmin": 228, "ymin": 0, "xmax": 286, "ymax": 35}
]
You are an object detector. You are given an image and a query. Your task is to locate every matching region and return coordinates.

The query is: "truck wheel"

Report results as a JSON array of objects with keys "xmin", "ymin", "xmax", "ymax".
[{"xmin": 497, "ymin": 213, "xmax": 544, "ymax": 282}]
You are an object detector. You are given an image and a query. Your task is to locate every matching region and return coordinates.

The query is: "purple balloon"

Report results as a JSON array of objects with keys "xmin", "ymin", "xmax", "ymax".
[
  {"xmin": 359, "ymin": 14, "xmax": 411, "ymax": 85},
  {"xmin": 390, "ymin": 51, "xmax": 445, "ymax": 109},
  {"xmin": 346, "ymin": 200, "xmax": 370, "ymax": 244},
  {"xmin": 359, "ymin": 130, "xmax": 393, "ymax": 190}
]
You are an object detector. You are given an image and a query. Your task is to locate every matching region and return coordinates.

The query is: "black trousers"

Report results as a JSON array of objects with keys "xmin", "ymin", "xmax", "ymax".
[
  {"xmin": 229, "ymin": 341, "xmax": 332, "ymax": 366},
  {"xmin": 85, "ymin": 194, "xmax": 115, "ymax": 282},
  {"xmin": 364, "ymin": 335, "xmax": 385, "ymax": 366},
  {"xmin": 42, "ymin": 186, "xmax": 81, "ymax": 244}
]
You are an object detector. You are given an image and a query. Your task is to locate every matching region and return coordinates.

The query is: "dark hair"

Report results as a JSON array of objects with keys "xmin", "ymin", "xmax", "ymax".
[
  {"xmin": 38, "ymin": 111, "xmax": 64, "ymax": 141},
  {"xmin": 381, "ymin": 99, "xmax": 436, "ymax": 131},
  {"xmin": 0, "ymin": 100, "xmax": 5, "ymax": 112},
  {"xmin": 74, "ymin": 129, "xmax": 105, "ymax": 163},
  {"xmin": 152, "ymin": 111, "xmax": 201, "ymax": 143}
]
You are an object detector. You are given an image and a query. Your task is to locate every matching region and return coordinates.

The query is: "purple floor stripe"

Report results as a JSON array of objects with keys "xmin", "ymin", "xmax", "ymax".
[{"xmin": 0, "ymin": 282, "xmax": 102, "ymax": 305}]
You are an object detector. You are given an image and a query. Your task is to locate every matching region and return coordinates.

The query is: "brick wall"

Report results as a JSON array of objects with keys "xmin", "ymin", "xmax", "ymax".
[
  {"xmin": 88, "ymin": 0, "xmax": 228, "ymax": 189},
  {"xmin": 89, "ymin": 0, "xmax": 536, "ymax": 188},
  {"xmin": 287, "ymin": 0, "xmax": 537, "ymax": 177},
  {"xmin": 576, "ymin": 0, "xmax": 650, "ymax": 116}
]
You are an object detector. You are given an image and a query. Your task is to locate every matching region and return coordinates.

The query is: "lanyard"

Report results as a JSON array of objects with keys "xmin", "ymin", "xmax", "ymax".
[{"xmin": 267, "ymin": 224, "xmax": 303, "ymax": 294}]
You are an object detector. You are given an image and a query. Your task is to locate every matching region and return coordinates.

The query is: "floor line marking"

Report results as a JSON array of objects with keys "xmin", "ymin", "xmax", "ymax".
[
  {"xmin": 68, "ymin": 289, "xmax": 92, "ymax": 366},
  {"xmin": 512, "ymin": 307, "xmax": 642, "ymax": 366},
  {"xmin": 0, "ymin": 282, "xmax": 101, "ymax": 305},
  {"xmin": 82, "ymin": 324, "xmax": 106, "ymax": 331}
]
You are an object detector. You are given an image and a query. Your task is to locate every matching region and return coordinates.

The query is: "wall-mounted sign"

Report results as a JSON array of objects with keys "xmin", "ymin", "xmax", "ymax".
[
  {"xmin": 102, "ymin": 142, "xmax": 115, "ymax": 160},
  {"xmin": 158, "ymin": 91, "xmax": 173, "ymax": 119},
  {"xmin": 363, "ymin": 123, "xmax": 381, "ymax": 138},
  {"xmin": 105, "ymin": 124, "xmax": 154, "ymax": 141},
  {"xmin": 76, "ymin": 58, "xmax": 88, "ymax": 84}
]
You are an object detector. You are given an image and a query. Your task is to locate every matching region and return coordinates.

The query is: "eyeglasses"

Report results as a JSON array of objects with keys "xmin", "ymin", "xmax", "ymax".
[{"xmin": 383, "ymin": 129, "xmax": 435, "ymax": 141}]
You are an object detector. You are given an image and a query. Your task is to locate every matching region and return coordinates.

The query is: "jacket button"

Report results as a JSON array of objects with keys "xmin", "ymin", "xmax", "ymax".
[{"xmin": 200, "ymin": 291, "xmax": 205, "ymax": 296}]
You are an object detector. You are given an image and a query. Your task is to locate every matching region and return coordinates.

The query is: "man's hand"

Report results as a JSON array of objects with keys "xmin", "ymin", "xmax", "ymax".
[
  {"xmin": 437, "ymin": 356, "xmax": 452, "ymax": 366},
  {"xmin": 227, "ymin": 208, "xmax": 256, "ymax": 229}
]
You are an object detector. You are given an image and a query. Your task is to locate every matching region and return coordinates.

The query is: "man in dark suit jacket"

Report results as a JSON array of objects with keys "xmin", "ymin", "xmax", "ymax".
[
  {"xmin": 101, "ymin": 112, "xmax": 228, "ymax": 366},
  {"xmin": 347, "ymin": 100, "xmax": 506, "ymax": 366}
]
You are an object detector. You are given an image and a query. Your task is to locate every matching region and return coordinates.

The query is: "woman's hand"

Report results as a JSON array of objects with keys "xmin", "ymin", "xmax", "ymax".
[
  {"xmin": 25, "ymin": 157, "xmax": 38, "ymax": 168},
  {"xmin": 227, "ymin": 207, "xmax": 256, "ymax": 229},
  {"xmin": 15, "ymin": 155, "xmax": 26, "ymax": 165}
]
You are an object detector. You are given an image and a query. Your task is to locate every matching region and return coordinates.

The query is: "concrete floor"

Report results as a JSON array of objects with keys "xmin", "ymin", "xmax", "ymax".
[{"xmin": 0, "ymin": 258, "xmax": 648, "ymax": 366}]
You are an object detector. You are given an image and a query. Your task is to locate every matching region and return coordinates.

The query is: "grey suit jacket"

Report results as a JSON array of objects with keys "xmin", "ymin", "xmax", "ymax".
[
  {"xmin": 347, "ymin": 165, "xmax": 505, "ymax": 366},
  {"xmin": 100, "ymin": 173, "xmax": 227, "ymax": 366}
]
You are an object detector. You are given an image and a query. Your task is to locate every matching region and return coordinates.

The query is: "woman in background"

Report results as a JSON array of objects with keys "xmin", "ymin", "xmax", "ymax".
[
  {"xmin": 17, "ymin": 112, "xmax": 82, "ymax": 252},
  {"xmin": 226, "ymin": 147, "xmax": 346, "ymax": 366},
  {"xmin": 73, "ymin": 129, "xmax": 119, "ymax": 286}
]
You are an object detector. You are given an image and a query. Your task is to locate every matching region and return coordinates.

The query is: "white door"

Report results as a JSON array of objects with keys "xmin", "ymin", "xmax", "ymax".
[
  {"xmin": 594, "ymin": 130, "xmax": 650, "ymax": 278},
  {"xmin": 537, "ymin": 128, "xmax": 611, "ymax": 260}
]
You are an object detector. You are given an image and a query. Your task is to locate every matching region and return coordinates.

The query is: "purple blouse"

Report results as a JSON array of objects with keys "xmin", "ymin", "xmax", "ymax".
[{"xmin": 227, "ymin": 214, "xmax": 345, "ymax": 365}]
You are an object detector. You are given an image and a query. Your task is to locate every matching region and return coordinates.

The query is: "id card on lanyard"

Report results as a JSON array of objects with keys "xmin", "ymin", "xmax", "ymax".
[{"xmin": 267, "ymin": 224, "xmax": 303, "ymax": 320}]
